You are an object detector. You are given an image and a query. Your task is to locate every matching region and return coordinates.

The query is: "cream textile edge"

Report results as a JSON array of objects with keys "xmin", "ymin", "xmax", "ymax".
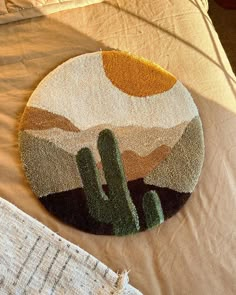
[
  {"xmin": 0, "ymin": 196, "xmax": 142, "ymax": 294},
  {"xmin": 0, "ymin": 0, "xmax": 104, "ymax": 25}
]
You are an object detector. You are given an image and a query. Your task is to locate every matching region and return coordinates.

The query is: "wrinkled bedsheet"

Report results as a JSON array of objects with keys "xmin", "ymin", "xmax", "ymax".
[{"xmin": 0, "ymin": 1, "xmax": 236, "ymax": 294}]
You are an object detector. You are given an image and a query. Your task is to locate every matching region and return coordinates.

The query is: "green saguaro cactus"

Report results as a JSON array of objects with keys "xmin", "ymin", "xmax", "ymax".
[{"xmin": 76, "ymin": 129, "xmax": 164, "ymax": 235}]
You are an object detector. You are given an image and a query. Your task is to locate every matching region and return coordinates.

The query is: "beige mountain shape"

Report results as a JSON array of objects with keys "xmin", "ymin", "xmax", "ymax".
[
  {"xmin": 144, "ymin": 116, "xmax": 204, "ymax": 193},
  {"xmin": 25, "ymin": 121, "xmax": 189, "ymax": 161}
]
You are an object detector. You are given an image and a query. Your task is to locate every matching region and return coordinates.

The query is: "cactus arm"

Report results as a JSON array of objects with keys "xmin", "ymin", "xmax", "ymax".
[
  {"xmin": 143, "ymin": 191, "xmax": 164, "ymax": 229},
  {"xmin": 76, "ymin": 147, "xmax": 112, "ymax": 223},
  {"xmin": 97, "ymin": 129, "xmax": 140, "ymax": 235}
]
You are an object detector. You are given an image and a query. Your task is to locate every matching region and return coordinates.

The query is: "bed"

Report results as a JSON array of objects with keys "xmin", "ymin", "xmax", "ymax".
[{"xmin": 0, "ymin": 0, "xmax": 236, "ymax": 294}]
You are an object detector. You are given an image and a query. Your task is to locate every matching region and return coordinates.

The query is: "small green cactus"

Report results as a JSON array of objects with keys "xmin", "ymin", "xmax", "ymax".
[
  {"xmin": 76, "ymin": 129, "xmax": 164, "ymax": 235},
  {"xmin": 143, "ymin": 191, "xmax": 164, "ymax": 229}
]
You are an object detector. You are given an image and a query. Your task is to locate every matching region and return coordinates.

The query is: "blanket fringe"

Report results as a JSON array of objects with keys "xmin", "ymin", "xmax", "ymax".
[{"xmin": 114, "ymin": 270, "xmax": 130, "ymax": 294}]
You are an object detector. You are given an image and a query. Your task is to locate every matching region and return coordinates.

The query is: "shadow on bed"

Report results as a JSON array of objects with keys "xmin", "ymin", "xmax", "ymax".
[{"xmin": 0, "ymin": 20, "xmax": 113, "ymax": 95}]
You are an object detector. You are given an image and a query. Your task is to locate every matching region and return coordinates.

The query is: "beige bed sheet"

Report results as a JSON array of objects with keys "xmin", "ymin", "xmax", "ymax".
[
  {"xmin": 0, "ymin": 0, "xmax": 103, "ymax": 25},
  {"xmin": 0, "ymin": 0, "xmax": 236, "ymax": 294}
]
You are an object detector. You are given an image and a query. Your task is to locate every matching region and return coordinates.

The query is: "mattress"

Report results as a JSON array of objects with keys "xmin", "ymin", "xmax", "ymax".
[{"xmin": 0, "ymin": 0, "xmax": 236, "ymax": 294}]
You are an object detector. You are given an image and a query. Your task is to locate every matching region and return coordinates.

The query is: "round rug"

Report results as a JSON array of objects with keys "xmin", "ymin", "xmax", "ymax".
[{"xmin": 19, "ymin": 51, "xmax": 204, "ymax": 236}]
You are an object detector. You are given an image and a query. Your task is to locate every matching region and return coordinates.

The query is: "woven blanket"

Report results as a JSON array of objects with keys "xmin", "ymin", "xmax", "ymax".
[
  {"xmin": 19, "ymin": 50, "xmax": 204, "ymax": 236},
  {"xmin": 0, "ymin": 197, "xmax": 142, "ymax": 294}
]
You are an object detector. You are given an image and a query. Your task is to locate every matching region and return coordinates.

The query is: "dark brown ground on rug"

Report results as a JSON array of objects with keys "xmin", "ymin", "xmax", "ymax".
[{"xmin": 41, "ymin": 178, "xmax": 190, "ymax": 235}]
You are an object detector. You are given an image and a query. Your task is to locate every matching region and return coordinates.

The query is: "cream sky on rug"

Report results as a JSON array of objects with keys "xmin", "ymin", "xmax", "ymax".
[{"xmin": 27, "ymin": 52, "xmax": 198, "ymax": 130}]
